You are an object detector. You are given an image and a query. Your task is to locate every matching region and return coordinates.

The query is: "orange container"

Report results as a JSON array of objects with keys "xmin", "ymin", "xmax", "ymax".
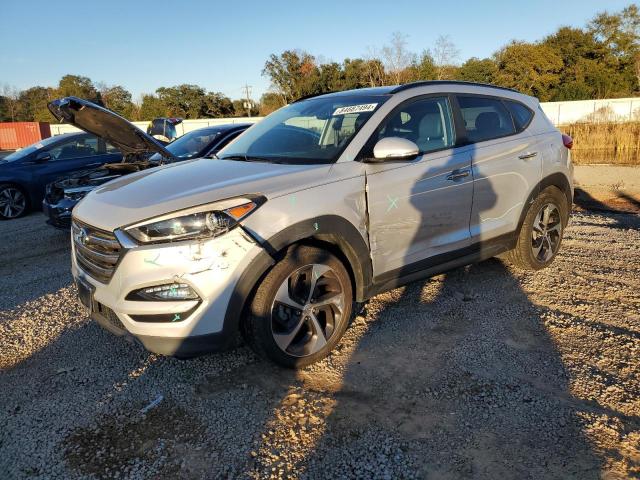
[{"xmin": 0, "ymin": 122, "xmax": 51, "ymax": 150}]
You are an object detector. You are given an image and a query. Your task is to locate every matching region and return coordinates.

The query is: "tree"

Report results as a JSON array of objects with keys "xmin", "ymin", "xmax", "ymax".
[
  {"xmin": 155, "ymin": 84, "xmax": 208, "ymax": 118},
  {"xmin": 1, "ymin": 85, "xmax": 20, "ymax": 122},
  {"xmin": 139, "ymin": 94, "xmax": 167, "ymax": 120},
  {"xmin": 259, "ymin": 92, "xmax": 286, "ymax": 115},
  {"xmin": 456, "ymin": 57, "xmax": 498, "ymax": 84},
  {"xmin": 380, "ymin": 32, "xmax": 415, "ymax": 84},
  {"xmin": 56, "ymin": 75, "xmax": 100, "ymax": 102},
  {"xmin": 204, "ymin": 92, "xmax": 235, "ymax": 117},
  {"xmin": 263, "ymin": 50, "xmax": 320, "ymax": 102},
  {"xmin": 409, "ymin": 51, "xmax": 437, "ymax": 81},
  {"xmin": 494, "ymin": 42, "xmax": 563, "ymax": 101},
  {"xmin": 17, "ymin": 86, "xmax": 53, "ymax": 122},
  {"xmin": 98, "ymin": 85, "xmax": 135, "ymax": 118},
  {"xmin": 433, "ymin": 35, "xmax": 460, "ymax": 80}
]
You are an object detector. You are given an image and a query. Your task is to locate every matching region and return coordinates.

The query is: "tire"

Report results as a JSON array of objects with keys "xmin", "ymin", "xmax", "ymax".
[
  {"xmin": 506, "ymin": 186, "xmax": 569, "ymax": 270},
  {"xmin": 243, "ymin": 245, "xmax": 353, "ymax": 368},
  {"xmin": 0, "ymin": 183, "xmax": 29, "ymax": 220}
]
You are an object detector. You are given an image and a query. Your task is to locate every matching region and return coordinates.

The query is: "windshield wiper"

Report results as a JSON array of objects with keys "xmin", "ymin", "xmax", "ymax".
[{"xmin": 219, "ymin": 155, "xmax": 280, "ymax": 163}]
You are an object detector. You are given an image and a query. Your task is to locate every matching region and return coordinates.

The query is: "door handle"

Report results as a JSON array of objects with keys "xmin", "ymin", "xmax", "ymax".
[
  {"xmin": 518, "ymin": 152, "xmax": 538, "ymax": 160},
  {"xmin": 446, "ymin": 169, "xmax": 470, "ymax": 181}
]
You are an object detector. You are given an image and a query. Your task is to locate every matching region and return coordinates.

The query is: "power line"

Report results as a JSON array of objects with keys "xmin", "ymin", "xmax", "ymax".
[{"xmin": 241, "ymin": 83, "xmax": 253, "ymax": 117}]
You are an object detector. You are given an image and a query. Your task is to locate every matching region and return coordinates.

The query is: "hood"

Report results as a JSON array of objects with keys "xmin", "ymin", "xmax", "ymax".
[
  {"xmin": 73, "ymin": 158, "xmax": 330, "ymax": 230},
  {"xmin": 48, "ymin": 97, "xmax": 175, "ymax": 159}
]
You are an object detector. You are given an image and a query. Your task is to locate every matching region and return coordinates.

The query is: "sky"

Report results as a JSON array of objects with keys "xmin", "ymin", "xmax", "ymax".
[{"xmin": 0, "ymin": 0, "xmax": 633, "ymax": 102}]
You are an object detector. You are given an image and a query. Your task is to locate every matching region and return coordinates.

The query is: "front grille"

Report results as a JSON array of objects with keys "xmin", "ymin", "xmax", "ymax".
[
  {"xmin": 72, "ymin": 219, "xmax": 122, "ymax": 283},
  {"xmin": 94, "ymin": 302, "xmax": 127, "ymax": 333}
]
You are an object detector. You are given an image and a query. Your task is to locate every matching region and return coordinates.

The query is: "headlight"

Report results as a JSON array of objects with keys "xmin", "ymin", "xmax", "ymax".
[
  {"xmin": 124, "ymin": 197, "xmax": 262, "ymax": 244},
  {"xmin": 126, "ymin": 283, "xmax": 199, "ymax": 301}
]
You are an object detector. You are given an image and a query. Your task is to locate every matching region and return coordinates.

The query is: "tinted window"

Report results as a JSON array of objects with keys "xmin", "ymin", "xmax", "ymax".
[
  {"xmin": 458, "ymin": 96, "xmax": 515, "ymax": 143},
  {"xmin": 505, "ymin": 100, "xmax": 533, "ymax": 131},
  {"xmin": 377, "ymin": 97, "xmax": 455, "ymax": 153},
  {"xmin": 48, "ymin": 136, "xmax": 103, "ymax": 161}
]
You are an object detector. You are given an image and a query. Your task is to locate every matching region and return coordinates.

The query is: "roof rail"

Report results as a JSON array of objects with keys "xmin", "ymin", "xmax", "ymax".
[
  {"xmin": 389, "ymin": 80, "xmax": 520, "ymax": 94},
  {"xmin": 292, "ymin": 91, "xmax": 337, "ymax": 103}
]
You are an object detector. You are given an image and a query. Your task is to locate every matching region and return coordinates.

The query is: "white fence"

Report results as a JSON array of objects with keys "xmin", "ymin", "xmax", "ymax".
[
  {"xmin": 539, "ymin": 97, "xmax": 640, "ymax": 125},
  {"xmin": 47, "ymin": 97, "xmax": 640, "ymax": 138},
  {"xmin": 49, "ymin": 117, "xmax": 263, "ymax": 136}
]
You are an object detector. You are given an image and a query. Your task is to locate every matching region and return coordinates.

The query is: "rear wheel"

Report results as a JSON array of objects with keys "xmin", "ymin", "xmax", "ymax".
[
  {"xmin": 0, "ymin": 184, "xmax": 28, "ymax": 220},
  {"xmin": 506, "ymin": 186, "xmax": 569, "ymax": 270},
  {"xmin": 243, "ymin": 245, "xmax": 353, "ymax": 368}
]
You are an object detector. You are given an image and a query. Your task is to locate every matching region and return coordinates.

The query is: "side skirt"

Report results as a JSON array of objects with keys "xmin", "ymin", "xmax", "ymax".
[{"xmin": 364, "ymin": 232, "xmax": 515, "ymax": 298}]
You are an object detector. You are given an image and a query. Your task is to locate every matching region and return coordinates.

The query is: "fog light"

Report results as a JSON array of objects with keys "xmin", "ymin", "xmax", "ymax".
[{"xmin": 126, "ymin": 283, "xmax": 199, "ymax": 301}]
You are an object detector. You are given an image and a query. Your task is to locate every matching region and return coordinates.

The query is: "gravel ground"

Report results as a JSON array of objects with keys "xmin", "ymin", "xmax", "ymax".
[{"xmin": 1, "ymin": 210, "xmax": 639, "ymax": 479}]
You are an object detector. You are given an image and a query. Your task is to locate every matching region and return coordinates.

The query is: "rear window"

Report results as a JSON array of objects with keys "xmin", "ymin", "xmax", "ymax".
[
  {"xmin": 458, "ymin": 96, "xmax": 515, "ymax": 143},
  {"xmin": 505, "ymin": 100, "xmax": 534, "ymax": 131}
]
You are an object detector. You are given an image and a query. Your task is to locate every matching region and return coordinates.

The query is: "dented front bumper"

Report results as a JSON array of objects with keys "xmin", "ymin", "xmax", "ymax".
[{"xmin": 71, "ymin": 227, "xmax": 264, "ymax": 355}]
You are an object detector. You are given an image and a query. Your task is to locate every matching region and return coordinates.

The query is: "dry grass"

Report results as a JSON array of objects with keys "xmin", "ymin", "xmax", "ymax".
[{"xmin": 560, "ymin": 122, "xmax": 640, "ymax": 165}]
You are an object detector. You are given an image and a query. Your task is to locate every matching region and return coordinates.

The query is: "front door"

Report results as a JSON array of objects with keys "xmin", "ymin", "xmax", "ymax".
[{"xmin": 364, "ymin": 96, "xmax": 474, "ymax": 279}]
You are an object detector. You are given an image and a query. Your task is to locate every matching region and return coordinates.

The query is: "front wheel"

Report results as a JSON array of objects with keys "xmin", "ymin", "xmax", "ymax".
[
  {"xmin": 0, "ymin": 184, "xmax": 28, "ymax": 220},
  {"xmin": 506, "ymin": 186, "xmax": 569, "ymax": 270},
  {"xmin": 243, "ymin": 245, "xmax": 353, "ymax": 368}
]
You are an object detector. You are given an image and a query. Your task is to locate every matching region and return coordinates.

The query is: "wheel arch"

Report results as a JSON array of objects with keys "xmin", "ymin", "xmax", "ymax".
[
  {"xmin": 517, "ymin": 172, "xmax": 572, "ymax": 234},
  {"xmin": 222, "ymin": 216, "xmax": 372, "ymax": 342}
]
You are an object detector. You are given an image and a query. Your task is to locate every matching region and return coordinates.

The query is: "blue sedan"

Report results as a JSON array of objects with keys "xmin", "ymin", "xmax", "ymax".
[{"xmin": 0, "ymin": 132, "xmax": 121, "ymax": 219}]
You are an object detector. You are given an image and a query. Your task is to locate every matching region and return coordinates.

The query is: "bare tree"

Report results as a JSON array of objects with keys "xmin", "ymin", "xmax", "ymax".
[
  {"xmin": 1, "ymin": 84, "xmax": 20, "ymax": 122},
  {"xmin": 380, "ymin": 32, "xmax": 415, "ymax": 85},
  {"xmin": 363, "ymin": 47, "xmax": 387, "ymax": 87},
  {"xmin": 432, "ymin": 35, "xmax": 460, "ymax": 80}
]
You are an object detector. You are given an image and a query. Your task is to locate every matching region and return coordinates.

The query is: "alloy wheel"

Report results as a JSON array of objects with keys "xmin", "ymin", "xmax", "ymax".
[
  {"xmin": 0, "ymin": 187, "xmax": 26, "ymax": 219},
  {"xmin": 270, "ymin": 263, "xmax": 345, "ymax": 357},
  {"xmin": 531, "ymin": 203, "xmax": 562, "ymax": 262}
]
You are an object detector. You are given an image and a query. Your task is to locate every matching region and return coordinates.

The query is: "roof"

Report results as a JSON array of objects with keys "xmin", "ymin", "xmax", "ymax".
[{"xmin": 294, "ymin": 81, "xmax": 521, "ymax": 103}]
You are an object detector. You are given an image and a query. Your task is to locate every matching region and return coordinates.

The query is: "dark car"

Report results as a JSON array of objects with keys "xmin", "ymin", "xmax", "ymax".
[
  {"xmin": 0, "ymin": 132, "xmax": 122, "ymax": 220},
  {"xmin": 43, "ymin": 98, "xmax": 250, "ymax": 228}
]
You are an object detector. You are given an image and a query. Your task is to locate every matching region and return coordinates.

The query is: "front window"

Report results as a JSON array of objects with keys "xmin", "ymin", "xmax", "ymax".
[
  {"xmin": 218, "ymin": 94, "xmax": 389, "ymax": 164},
  {"xmin": 2, "ymin": 135, "xmax": 63, "ymax": 162}
]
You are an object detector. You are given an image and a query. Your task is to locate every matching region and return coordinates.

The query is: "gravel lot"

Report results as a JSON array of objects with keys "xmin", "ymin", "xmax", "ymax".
[{"xmin": 1, "ymin": 209, "xmax": 639, "ymax": 479}]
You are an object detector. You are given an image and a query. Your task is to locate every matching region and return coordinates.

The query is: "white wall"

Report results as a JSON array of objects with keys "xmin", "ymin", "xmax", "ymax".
[
  {"xmin": 48, "ymin": 97, "xmax": 640, "ymax": 137},
  {"xmin": 49, "ymin": 117, "xmax": 262, "ymax": 136},
  {"xmin": 539, "ymin": 97, "xmax": 640, "ymax": 125}
]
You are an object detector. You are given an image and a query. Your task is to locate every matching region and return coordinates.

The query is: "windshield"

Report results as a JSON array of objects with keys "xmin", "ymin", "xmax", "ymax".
[
  {"xmin": 218, "ymin": 94, "xmax": 389, "ymax": 164},
  {"xmin": 3, "ymin": 135, "xmax": 67, "ymax": 162},
  {"xmin": 150, "ymin": 127, "xmax": 223, "ymax": 161}
]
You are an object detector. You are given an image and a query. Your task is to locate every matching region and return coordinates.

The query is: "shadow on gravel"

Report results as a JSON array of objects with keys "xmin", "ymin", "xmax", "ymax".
[
  {"xmin": 281, "ymin": 260, "xmax": 606, "ymax": 479},
  {"xmin": 573, "ymin": 188, "xmax": 640, "ymax": 229}
]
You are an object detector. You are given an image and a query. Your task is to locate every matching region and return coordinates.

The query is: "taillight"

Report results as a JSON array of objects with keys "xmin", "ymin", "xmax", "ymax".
[{"xmin": 562, "ymin": 134, "xmax": 573, "ymax": 149}]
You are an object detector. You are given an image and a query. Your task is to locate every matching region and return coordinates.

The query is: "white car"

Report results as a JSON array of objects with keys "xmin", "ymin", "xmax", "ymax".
[{"xmin": 50, "ymin": 82, "xmax": 574, "ymax": 368}]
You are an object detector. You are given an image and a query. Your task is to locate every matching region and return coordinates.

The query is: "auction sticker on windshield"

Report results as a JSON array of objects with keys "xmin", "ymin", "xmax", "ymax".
[{"xmin": 333, "ymin": 103, "xmax": 378, "ymax": 116}]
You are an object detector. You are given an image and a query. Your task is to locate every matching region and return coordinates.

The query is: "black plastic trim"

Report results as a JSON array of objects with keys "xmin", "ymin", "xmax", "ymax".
[
  {"xmin": 365, "ymin": 232, "xmax": 516, "ymax": 298},
  {"xmin": 390, "ymin": 80, "xmax": 520, "ymax": 95}
]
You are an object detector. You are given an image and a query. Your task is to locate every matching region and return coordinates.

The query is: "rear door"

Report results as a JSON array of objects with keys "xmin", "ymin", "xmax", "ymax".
[
  {"xmin": 457, "ymin": 95, "xmax": 541, "ymax": 242},
  {"xmin": 364, "ymin": 95, "xmax": 474, "ymax": 278}
]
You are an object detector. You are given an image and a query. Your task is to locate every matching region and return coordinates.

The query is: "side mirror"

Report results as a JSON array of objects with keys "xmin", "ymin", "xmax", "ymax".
[
  {"xmin": 369, "ymin": 137, "xmax": 419, "ymax": 163},
  {"xmin": 35, "ymin": 151, "xmax": 51, "ymax": 162}
]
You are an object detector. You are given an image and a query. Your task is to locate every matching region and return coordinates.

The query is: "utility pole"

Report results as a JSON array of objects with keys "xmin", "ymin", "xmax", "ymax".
[{"xmin": 241, "ymin": 83, "xmax": 253, "ymax": 117}]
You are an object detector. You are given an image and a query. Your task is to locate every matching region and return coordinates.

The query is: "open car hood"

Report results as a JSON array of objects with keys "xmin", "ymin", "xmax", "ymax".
[{"xmin": 48, "ymin": 97, "xmax": 175, "ymax": 159}]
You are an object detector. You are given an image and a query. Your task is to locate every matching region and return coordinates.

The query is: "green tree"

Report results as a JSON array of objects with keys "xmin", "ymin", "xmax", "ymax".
[
  {"xmin": 204, "ymin": 92, "xmax": 235, "ymax": 117},
  {"xmin": 16, "ymin": 86, "xmax": 53, "ymax": 121},
  {"xmin": 494, "ymin": 42, "xmax": 563, "ymax": 100},
  {"xmin": 155, "ymin": 84, "xmax": 208, "ymax": 118},
  {"xmin": 262, "ymin": 50, "xmax": 320, "ymax": 102},
  {"xmin": 56, "ymin": 75, "xmax": 100, "ymax": 102},
  {"xmin": 259, "ymin": 92, "xmax": 286, "ymax": 115},
  {"xmin": 139, "ymin": 94, "xmax": 167, "ymax": 120},
  {"xmin": 100, "ymin": 85, "xmax": 135, "ymax": 118},
  {"xmin": 409, "ymin": 51, "xmax": 437, "ymax": 81},
  {"xmin": 456, "ymin": 57, "xmax": 498, "ymax": 84}
]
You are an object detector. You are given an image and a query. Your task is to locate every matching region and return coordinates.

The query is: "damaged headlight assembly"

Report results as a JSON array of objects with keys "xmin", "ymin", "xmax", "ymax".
[{"xmin": 124, "ymin": 196, "xmax": 264, "ymax": 245}]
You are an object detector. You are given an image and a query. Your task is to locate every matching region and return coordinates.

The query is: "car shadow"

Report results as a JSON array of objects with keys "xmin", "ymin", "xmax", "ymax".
[{"xmin": 573, "ymin": 187, "xmax": 640, "ymax": 230}]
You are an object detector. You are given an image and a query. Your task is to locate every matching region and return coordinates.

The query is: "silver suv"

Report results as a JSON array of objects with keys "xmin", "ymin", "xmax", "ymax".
[{"xmin": 53, "ymin": 81, "xmax": 573, "ymax": 368}]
